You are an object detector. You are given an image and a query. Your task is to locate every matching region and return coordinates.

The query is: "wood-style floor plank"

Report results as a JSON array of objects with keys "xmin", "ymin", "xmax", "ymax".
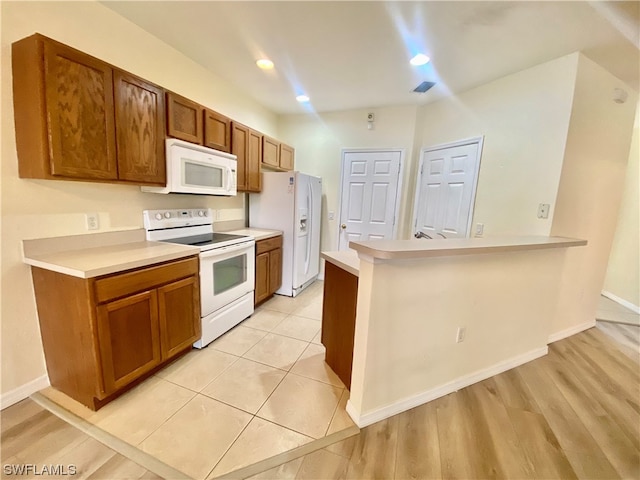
[
  {"xmin": 394, "ymin": 399, "xmax": 441, "ymax": 480},
  {"xmin": 343, "ymin": 416, "xmax": 398, "ymax": 479}
]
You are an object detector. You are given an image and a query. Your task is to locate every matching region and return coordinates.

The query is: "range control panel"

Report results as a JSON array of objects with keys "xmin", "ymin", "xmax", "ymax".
[{"xmin": 143, "ymin": 208, "xmax": 214, "ymax": 230}]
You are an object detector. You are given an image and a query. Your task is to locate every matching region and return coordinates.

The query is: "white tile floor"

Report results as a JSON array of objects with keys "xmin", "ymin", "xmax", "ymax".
[{"xmin": 39, "ymin": 280, "xmax": 356, "ymax": 479}]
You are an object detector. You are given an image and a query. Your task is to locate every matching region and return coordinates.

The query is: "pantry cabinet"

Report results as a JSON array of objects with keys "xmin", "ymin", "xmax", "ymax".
[
  {"xmin": 254, "ymin": 235, "xmax": 283, "ymax": 305},
  {"xmin": 31, "ymin": 256, "xmax": 200, "ymax": 410},
  {"xmin": 12, "ymin": 33, "xmax": 166, "ymax": 185},
  {"xmin": 231, "ymin": 122, "xmax": 262, "ymax": 192}
]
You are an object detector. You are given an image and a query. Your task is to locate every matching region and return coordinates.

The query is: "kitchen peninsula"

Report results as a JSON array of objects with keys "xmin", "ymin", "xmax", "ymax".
[{"xmin": 321, "ymin": 235, "xmax": 586, "ymax": 428}]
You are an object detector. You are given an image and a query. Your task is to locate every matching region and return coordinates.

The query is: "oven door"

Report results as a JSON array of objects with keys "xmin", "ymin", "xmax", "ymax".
[{"xmin": 199, "ymin": 241, "xmax": 255, "ymax": 317}]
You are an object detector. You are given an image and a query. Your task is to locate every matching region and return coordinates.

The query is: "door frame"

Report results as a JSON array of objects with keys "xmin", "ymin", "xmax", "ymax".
[
  {"xmin": 337, "ymin": 148, "xmax": 406, "ymax": 250},
  {"xmin": 412, "ymin": 136, "xmax": 484, "ymax": 238}
]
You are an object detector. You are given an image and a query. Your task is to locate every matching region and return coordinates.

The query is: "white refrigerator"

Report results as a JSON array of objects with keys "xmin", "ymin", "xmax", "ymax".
[{"xmin": 250, "ymin": 171, "xmax": 322, "ymax": 297}]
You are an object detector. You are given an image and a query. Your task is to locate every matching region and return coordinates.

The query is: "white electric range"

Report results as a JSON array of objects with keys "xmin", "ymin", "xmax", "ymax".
[{"xmin": 143, "ymin": 208, "xmax": 255, "ymax": 348}]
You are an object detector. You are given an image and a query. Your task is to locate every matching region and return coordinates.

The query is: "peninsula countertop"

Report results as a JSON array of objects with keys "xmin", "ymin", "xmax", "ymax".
[
  {"xmin": 348, "ymin": 235, "xmax": 587, "ymax": 260},
  {"xmin": 321, "ymin": 250, "xmax": 360, "ymax": 277},
  {"xmin": 22, "ymin": 229, "xmax": 199, "ymax": 278}
]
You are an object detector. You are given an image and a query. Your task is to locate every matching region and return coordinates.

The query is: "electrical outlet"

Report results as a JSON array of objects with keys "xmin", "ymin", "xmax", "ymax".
[
  {"xmin": 456, "ymin": 327, "xmax": 466, "ymax": 343},
  {"xmin": 537, "ymin": 203, "xmax": 550, "ymax": 219},
  {"xmin": 475, "ymin": 223, "xmax": 484, "ymax": 236},
  {"xmin": 85, "ymin": 213, "xmax": 99, "ymax": 231}
]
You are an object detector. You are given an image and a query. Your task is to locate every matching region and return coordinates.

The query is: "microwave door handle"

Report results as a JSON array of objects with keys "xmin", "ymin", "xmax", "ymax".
[{"xmin": 226, "ymin": 166, "xmax": 232, "ymax": 191}]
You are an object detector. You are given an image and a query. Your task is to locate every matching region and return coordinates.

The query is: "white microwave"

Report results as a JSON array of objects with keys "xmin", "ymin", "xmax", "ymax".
[{"xmin": 141, "ymin": 139, "xmax": 237, "ymax": 196}]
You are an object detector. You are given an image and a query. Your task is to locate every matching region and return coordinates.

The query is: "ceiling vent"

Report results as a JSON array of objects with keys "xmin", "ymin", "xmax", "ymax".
[{"xmin": 413, "ymin": 81, "xmax": 436, "ymax": 93}]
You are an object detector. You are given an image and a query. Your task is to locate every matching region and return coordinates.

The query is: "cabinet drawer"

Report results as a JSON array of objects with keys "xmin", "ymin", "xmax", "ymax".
[
  {"xmin": 256, "ymin": 235, "xmax": 283, "ymax": 255},
  {"xmin": 94, "ymin": 257, "xmax": 198, "ymax": 303}
]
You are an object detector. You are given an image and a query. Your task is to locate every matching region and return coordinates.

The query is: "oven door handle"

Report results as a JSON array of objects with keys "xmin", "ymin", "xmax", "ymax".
[{"xmin": 199, "ymin": 241, "xmax": 255, "ymax": 259}]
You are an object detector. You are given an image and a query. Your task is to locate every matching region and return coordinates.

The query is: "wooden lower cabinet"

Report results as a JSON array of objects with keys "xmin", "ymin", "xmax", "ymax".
[
  {"xmin": 321, "ymin": 261, "xmax": 358, "ymax": 390},
  {"xmin": 31, "ymin": 256, "xmax": 200, "ymax": 410},
  {"xmin": 254, "ymin": 235, "xmax": 283, "ymax": 305}
]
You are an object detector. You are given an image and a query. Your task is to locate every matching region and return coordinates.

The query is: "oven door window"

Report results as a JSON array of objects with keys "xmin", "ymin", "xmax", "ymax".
[
  {"xmin": 213, "ymin": 254, "xmax": 247, "ymax": 294},
  {"xmin": 183, "ymin": 159, "xmax": 224, "ymax": 188}
]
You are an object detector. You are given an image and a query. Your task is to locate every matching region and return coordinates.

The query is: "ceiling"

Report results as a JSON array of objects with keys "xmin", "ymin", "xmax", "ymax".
[{"xmin": 102, "ymin": 1, "xmax": 640, "ymax": 115}]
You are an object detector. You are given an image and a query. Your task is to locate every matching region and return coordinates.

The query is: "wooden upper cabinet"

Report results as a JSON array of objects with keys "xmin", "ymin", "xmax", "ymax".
[
  {"xmin": 43, "ymin": 40, "xmax": 118, "ymax": 180},
  {"xmin": 279, "ymin": 143, "xmax": 295, "ymax": 171},
  {"xmin": 12, "ymin": 34, "xmax": 166, "ymax": 186},
  {"xmin": 262, "ymin": 136, "xmax": 280, "ymax": 168},
  {"xmin": 204, "ymin": 109, "xmax": 231, "ymax": 152},
  {"xmin": 114, "ymin": 71, "xmax": 166, "ymax": 184},
  {"xmin": 231, "ymin": 122, "xmax": 249, "ymax": 191},
  {"xmin": 247, "ymin": 129, "xmax": 262, "ymax": 191},
  {"xmin": 231, "ymin": 122, "xmax": 262, "ymax": 192},
  {"xmin": 166, "ymin": 91, "xmax": 203, "ymax": 144}
]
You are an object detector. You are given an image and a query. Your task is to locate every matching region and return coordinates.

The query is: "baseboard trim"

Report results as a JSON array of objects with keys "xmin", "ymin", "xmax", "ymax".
[
  {"xmin": 547, "ymin": 320, "xmax": 595, "ymax": 344},
  {"xmin": 346, "ymin": 346, "xmax": 548, "ymax": 428},
  {"xmin": 1, "ymin": 375, "xmax": 50, "ymax": 410},
  {"xmin": 601, "ymin": 290, "xmax": 640, "ymax": 314}
]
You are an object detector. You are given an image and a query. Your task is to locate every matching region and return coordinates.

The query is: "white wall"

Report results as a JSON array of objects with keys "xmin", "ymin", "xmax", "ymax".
[
  {"xmin": 413, "ymin": 54, "xmax": 579, "ymax": 236},
  {"xmin": 278, "ymin": 105, "xmax": 418, "ymax": 256},
  {"xmin": 0, "ymin": 1, "xmax": 277, "ymax": 398},
  {"xmin": 550, "ymin": 55, "xmax": 638, "ymax": 336},
  {"xmin": 603, "ymin": 107, "xmax": 639, "ymax": 309}
]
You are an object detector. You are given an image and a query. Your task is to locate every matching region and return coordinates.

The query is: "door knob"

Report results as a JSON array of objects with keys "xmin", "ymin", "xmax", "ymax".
[{"xmin": 341, "ymin": 224, "xmax": 347, "ymax": 230}]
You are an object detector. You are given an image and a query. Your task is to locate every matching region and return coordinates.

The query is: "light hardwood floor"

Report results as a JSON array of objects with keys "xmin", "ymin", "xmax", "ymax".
[{"xmin": 2, "ymin": 323, "xmax": 638, "ymax": 479}]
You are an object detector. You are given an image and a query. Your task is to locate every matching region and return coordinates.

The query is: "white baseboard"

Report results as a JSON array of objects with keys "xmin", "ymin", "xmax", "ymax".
[
  {"xmin": 1, "ymin": 375, "xmax": 50, "ymax": 410},
  {"xmin": 601, "ymin": 290, "xmax": 640, "ymax": 314},
  {"xmin": 345, "ymin": 346, "xmax": 548, "ymax": 428},
  {"xmin": 547, "ymin": 320, "xmax": 595, "ymax": 344}
]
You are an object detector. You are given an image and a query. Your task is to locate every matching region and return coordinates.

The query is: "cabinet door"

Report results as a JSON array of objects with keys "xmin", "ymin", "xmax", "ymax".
[
  {"xmin": 43, "ymin": 41, "xmax": 117, "ymax": 180},
  {"xmin": 279, "ymin": 143, "xmax": 295, "ymax": 171},
  {"xmin": 204, "ymin": 109, "xmax": 231, "ymax": 152},
  {"xmin": 269, "ymin": 247, "xmax": 282, "ymax": 295},
  {"xmin": 231, "ymin": 122, "xmax": 249, "ymax": 191},
  {"xmin": 166, "ymin": 92, "xmax": 203, "ymax": 144},
  {"xmin": 247, "ymin": 129, "xmax": 262, "ymax": 192},
  {"xmin": 255, "ymin": 252, "xmax": 270, "ymax": 305},
  {"xmin": 262, "ymin": 136, "xmax": 280, "ymax": 168},
  {"xmin": 158, "ymin": 276, "xmax": 200, "ymax": 360},
  {"xmin": 114, "ymin": 71, "xmax": 166, "ymax": 184},
  {"xmin": 97, "ymin": 290, "xmax": 161, "ymax": 394}
]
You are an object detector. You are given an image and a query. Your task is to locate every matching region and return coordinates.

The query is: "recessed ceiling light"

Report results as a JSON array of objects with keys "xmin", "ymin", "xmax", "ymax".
[
  {"xmin": 296, "ymin": 95, "xmax": 310, "ymax": 103},
  {"xmin": 410, "ymin": 54, "xmax": 430, "ymax": 66},
  {"xmin": 256, "ymin": 59, "xmax": 274, "ymax": 70}
]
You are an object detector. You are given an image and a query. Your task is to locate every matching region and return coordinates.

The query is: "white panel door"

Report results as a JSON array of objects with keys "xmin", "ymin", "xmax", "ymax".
[
  {"xmin": 414, "ymin": 140, "xmax": 481, "ymax": 238},
  {"xmin": 338, "ymin": 150, "xmax": 402, "ymax": 251}
]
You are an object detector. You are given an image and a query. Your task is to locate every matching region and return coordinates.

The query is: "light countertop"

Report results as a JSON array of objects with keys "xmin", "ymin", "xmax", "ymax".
[
  {"xmin": 22, "ymin": 229, "xmax": 199, "ymax": 278},
  {"xmin": 349, "ymin": 235, "xmax": 587, "ymax": 261},
  {"xmin": 321, "ymin": 250, "xmax": 360, "ymax": 277},
  {"xmin": 225, "ymin": 228, "xmax": 282, "ymax": 241}
]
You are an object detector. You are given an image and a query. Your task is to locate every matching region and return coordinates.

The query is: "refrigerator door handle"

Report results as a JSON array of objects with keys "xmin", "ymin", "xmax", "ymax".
[{"xmin": 304, "ymin": 181, "xmax": 312, "ymax": 275}]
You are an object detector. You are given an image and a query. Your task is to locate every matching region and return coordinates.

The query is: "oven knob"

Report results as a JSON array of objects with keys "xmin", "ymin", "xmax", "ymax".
[
  {"xmin": 198, "ymin": 210, "xmax": 205, "ymax": 217},
  {"xmin": 164, "ymin": 212, "xmax": 171, "ymax": 219},
  {"xmin": 155, "ymin": 213, "xmax": 162, "ymax": 220}
]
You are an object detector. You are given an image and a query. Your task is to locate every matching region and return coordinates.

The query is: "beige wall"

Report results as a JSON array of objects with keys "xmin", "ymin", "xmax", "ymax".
[
  {"xmin": 550, "ymin": 56, "xmax": 637, "ymax": 335},
  {"xmin": 349, "ymin": 248, "xmax": 567, "ymax": 419},
  {"xmin": 0, "ymin": 1, "xmax": 277, "ymax": 396},
  {"xmin": 603, "ymin": 108, "xmax": 639, "ymax": 308},
  {"xmin": 278, "ymin": 105, "xmax": 419, "ymax": 254},
  {"xmin": 413, "ymin": 54, "xmax": 579, "ymax": 236}
]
